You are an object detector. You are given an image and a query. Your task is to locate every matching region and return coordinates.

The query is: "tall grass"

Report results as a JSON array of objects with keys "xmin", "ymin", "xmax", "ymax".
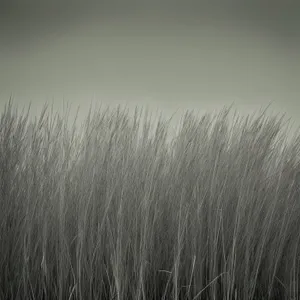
[{"xmin": 0, "ymin": 98, "xmax": 300, "ymax": 300}]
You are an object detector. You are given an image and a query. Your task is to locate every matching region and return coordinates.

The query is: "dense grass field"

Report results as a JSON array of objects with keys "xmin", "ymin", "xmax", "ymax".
[{"xmin": 1, "ymin": 99, "xmax": 300, "ymax": 300}]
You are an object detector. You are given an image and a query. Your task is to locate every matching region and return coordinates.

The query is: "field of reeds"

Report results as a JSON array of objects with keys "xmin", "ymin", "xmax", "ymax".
[{"xmin": 0, "ymin": 98, "xmax": 300, "ymax": 300}]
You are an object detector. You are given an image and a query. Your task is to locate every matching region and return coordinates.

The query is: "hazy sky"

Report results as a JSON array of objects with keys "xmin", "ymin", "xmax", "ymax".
[{"xmin": 0, "ymin": 0, "xmax": 299, "ymax": 134}]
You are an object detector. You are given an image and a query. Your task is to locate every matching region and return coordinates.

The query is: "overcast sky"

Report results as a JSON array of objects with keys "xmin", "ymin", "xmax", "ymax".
[{"xmin": 0, "ymin": 0, "xmax": 299, "ymax": 135}]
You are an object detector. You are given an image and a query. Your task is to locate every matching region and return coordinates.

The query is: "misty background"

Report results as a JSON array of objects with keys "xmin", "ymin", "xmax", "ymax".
[{"xmin": 0, "ymin": 0, "xmax": 299, "ymax": 138}]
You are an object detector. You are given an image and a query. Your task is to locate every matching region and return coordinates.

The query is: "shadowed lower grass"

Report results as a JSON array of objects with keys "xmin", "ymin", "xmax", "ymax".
[{"xmin": 0, "ymin": 98, "xmax": 300, "ymax": 300}]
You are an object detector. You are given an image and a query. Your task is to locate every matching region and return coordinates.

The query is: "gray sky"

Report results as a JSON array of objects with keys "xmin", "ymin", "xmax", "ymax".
[{"xmin": 0, "ymin": 0, "xmax": 299, "ymax": 135}]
